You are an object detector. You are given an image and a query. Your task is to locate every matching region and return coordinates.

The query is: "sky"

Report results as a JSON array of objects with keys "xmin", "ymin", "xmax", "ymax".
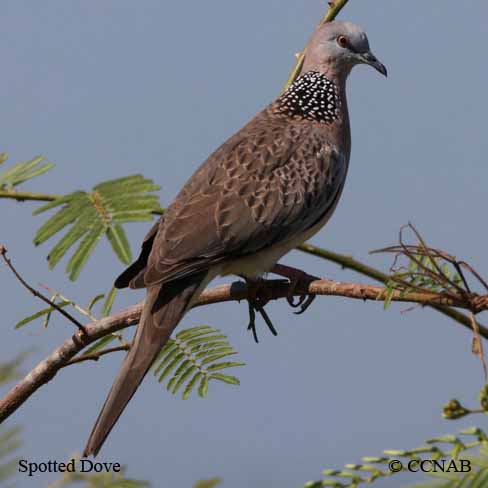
[{"xmin": 1, "ymin": 1, "xmax": 488, "ymax": 487}]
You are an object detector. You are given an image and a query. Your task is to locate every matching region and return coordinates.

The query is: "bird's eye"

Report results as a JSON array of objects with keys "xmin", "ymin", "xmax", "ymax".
[{"xmin": 337, "ymin": 35, "xmax": 348, "ymax": 48}]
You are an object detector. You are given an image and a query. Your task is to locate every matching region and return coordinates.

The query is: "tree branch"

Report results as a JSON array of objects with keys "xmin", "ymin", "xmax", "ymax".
[
  {"xmin": 0, "ymin": 245, "xmax": 87, "ymax": 335},
  {"xmin": 297, "ymin": 242, "xmax": 487, "ymax": 341},
  {"xmin": 0, "ymin": 190, "xmax": 56, "ymax": 202},
  {"xmin": 1, "ymin": 0, "xmax": 476, "ymax": 341},
  {"xmin": 3, "ymin": 177, "xmax": 478, "ymax": 336},
  {"xmin": 2, "ymin": 0, "xmax": 486, "ymax": 429},
  {"xmin": 0, "ymin": 304, "xmax": 142, "ymax": 424},
  {"xmin": 282, "ymin": 0, "xmax": 350, "ymax": 92},
  {"xmin": 1, "ymin": 276, "xmax": 488, "ymax": 425},
  {"xmin": 63, "ymin": 345, "xmax": 130, "ymax": 367}
]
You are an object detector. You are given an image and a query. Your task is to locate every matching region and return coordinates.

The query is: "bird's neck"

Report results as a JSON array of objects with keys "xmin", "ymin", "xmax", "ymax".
[
  {"xmin": 272, "ymin": 70, "xmax": 351, "ymax": 159},
  {"xmin": 274, "ymin": 70, "xmax": 348, "ymax": 126}
]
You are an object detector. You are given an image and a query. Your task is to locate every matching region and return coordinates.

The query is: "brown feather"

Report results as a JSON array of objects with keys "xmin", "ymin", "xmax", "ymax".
[
  {"xmin": 86, "ymin": 63, "xmax": 352, "ymax": 456},
  {"xmin": 83, "ymin": 271, "xmax": 207, "ymax": 457}
]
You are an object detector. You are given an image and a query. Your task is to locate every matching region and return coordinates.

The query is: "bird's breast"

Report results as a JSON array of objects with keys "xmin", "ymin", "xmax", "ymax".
[{"xmin": 218, "ymin": 201, "xmax": 338, "ymax": 280}]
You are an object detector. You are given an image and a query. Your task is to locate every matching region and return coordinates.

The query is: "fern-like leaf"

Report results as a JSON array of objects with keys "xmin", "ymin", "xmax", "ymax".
[
  {"xmin": 310, "ymin": 427, "xmax": 488, "ymax": 488},
  {"xmin": 0, "ymin": 426, "xmax": 21, "ymax": 484},
  {"xmin": 14, "ymin": 288, "xmax": 118, "ymax": 339},
  {"xmin": 15, "ymin": 300, "xmax": 71, "ymax": 329},
  {"xmin": 193, "ymin": 479, "xmax": 223, "ymax": 488},
  {"xmin": 0, "ymin": 356, "xmax": 25, "ymax": 486},
  {"xmin": 0, "ymin": 154, "xmax": 54, "ymax": 191},
  {"xmin": 152, "ymin": 325, "xmax": 244, "ymax": 399},
  {"xmin": 407, "ymin": 467, "xmax": 488, "ymax": 487},
  {"xmin": 33, "ymin": 175, "xmax": 161, "ymax": 280}
]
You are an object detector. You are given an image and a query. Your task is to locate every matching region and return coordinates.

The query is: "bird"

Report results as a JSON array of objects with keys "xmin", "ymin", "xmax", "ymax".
[{"xmin": 83, "ymin": 20, "xmax": 386, "ymax": 457}]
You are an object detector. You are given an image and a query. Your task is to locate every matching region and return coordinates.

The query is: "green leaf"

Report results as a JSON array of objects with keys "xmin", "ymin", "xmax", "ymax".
[
  {"xmin": 191, "ymin": 341, "xmax": 230, "ymax": 354},
  {"xmin": 157, "ymin": 353, "xmax": 185, "ymax": 383},
  {"xmin": 201, "ymin": 351, "xmax": 238, "ymax": 365},
  {"xmin": 176, "ymin": 325, "xmax": 218, "ymax": 340},
  {"xmin": 0, "ymin": 352, "xmax": 30, "ymax": 384},
  {"xmin": 198, "ymin": 375, "xmax": 209, "ymax": 398},
  {"xmin": 85, "ymin": 334, "xmax": 119, "ymax": 355},
  {"xmin": 112, "ymin": 213, "xmax": 155, "ymax": 224},
  {"xmin": 15, "ymin": 301, "xmax": 71, "ymax": 328},
  {"xmin": 34, "ymin": 193, "xmax": 91, "ymax": 245},
  {"xmin": 153, "ymin": 342, "xmax": 179, "ymax": 375},
  {"xmin": 195, "ymin": 346, "xmax": 236, "ymax": 360},
  {"xmin": 441, "ymin": 264, "xmax": 451, "ymax": 279},
  {"xmin": 0, "ymin": 357, "xmax": 26, "ymax": 486},
  {"xmin": 102, "ymin": 287, "xmax": 118, "ymax": 316},
  {"xmin": 183, "ymin": 372, "xmax": 203, "ymax": 400},
  {"xmin": 33, "ymin": 191, "xmax": 84, "ymax": 215},
  {"xmin": 45, "ymin": 205, "xmax": 97, "ymax": 267},
  {"xmin": 187, "ymin": 334, "xmax": 228, "ymax": 348},
  {"xmin": 0, "ymin": 425, "xmax": 21, "ymax": 483},
  {"xmin": 0, "ymin": 155, "xmax": 54, "ymax": 190},
  {"xmin": 32, "ymin": 174, "xmax": 161, "ymax": 280},
  {"xmin": 406, "ymin": 483, "xmax": 451, "ymax": 488},
  {"xmin": 152, "ymin": 325, "xmax": 243, "ymax": 399},
  {"xmin": 210, "ymin": 373, "xmax": 240, "ymax": 386},
  {"xmin": 383, "ymin": 287, "xmax": 395, "ymax": 310},
  {"xmin": 167, "ymin": 360, "xmax": 193, "ymax": 391},
  {"xmin": 87, "ymin": 293, "xmax": 106, "ymax": 313},
  {"xmin": 408, "ymin": 259, "xmax": 418, "ymax": 272},
  {"xmin": 193, "ymin": 478, "xmax": 223, "ymax": 488},
  {"xmin": 66, "ymin": 222, "xmax": 104, "ymax": 280},
  {"xmin": 206, "ymin": 361, "xmax": 245, "ymax": 372},
  {"xmin": 106, "ymin": 224, "xmax": 132, "ymax": 264},
  {"xmin": 171, "ymin": 365, "xmax": 197, "ymax": 395},
  {"xmin": 316, "ymin": 426, "xmax": 488, "ymax": 488}
]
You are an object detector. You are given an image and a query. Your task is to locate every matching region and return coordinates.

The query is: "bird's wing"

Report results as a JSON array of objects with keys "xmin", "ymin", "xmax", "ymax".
[
  {"xmin": 114, "ymin": 220, "xmax": 159, "ymax": 288},
  {"xmin": 123, "ymin": 110, "xmax": 347, "ymax": 289}
]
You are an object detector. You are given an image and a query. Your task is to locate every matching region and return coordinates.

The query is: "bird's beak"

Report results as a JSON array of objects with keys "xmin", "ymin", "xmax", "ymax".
[{"xmin": 359, "ymin": 51, "xmax": 387, "ymax": 77}]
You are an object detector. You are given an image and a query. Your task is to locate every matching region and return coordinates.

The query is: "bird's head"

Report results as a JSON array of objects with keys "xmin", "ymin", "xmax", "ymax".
[{"xmin": 301, "ymin": 21, "xmax": 387, "ymax": 79}]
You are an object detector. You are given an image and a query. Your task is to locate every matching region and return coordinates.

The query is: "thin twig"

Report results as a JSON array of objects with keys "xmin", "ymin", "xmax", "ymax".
[
  {"xmin": 2, "ymin": 0, "xmax": 488, "ymax": 427},
  {"xmin": 371, "ymin": 224, "xmax": 488, "ymax": 377},
  {"xmin": 297, "ymin": 242, "xmax": 488, "ymax": 335},
  {"xmin": 2, "ymin": 182, "xmax": 480, "ymax": 334},
  {"xmin": 394, "ymin": 224, "xmax": 461, "ymax": 300},
  {"xmin": 0, "ymin": 190, "xmax": 56, "ymax": 202},
  {"xmin": 281, "ymin": 0, "xmax": 350, "ymax": 93},
  {"xmin": 459, "ymin": 261, "xmax": 488, "ymax": 293},
  {"xmin": 63, "ymin": 345, "xmax": 130, "ymax": 367},
  {"xmin": 39, "ymin": 283, "xmax": 97, "ymax": 322},
  {"xmin": 0, "ymin": 245, "xmax": 87, "ymax": 335},
  {"xmin": 453, "ymin": 261, "xmax": 473, "ymax": 295},
  {"xmin": 372, "ymin": 223, "xmax": 488, "ymax": 312},
  {"xmin": 470, "ymin": 313, "xmax": 488, "ymax": 381},
  {"xmin": 2, "ymin": 275, "xmax": 488, "ymax": 424},
  {"xmin": 0, "ymin": 189, "xmax": 164, "ymax": 216}
]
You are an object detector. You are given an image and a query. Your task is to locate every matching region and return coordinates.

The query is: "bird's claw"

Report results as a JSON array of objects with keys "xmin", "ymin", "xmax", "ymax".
[
  {"xmin": 245, "ymin": 279, "xmax": 278, "ymax": 343},
  {"xmin": 286, "ymin": 282, "xmax": 317, "ymax": 314},
  {"xmin": 292, "ymin": 294, "xmax": 316, "ymax": 315},
  {"xmin": 279, "ymin": 267, "xmax": 318, "ymax": 315}
]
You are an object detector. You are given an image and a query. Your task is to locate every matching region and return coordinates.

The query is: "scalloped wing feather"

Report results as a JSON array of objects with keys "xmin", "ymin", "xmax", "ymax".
[{"xmin": 116, "ymin": 107, "xmax": 347, "ymax": 289}]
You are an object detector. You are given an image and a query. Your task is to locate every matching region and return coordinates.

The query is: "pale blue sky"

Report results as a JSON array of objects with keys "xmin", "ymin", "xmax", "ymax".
[{"xmin": 1, "ymin": 1, "xmax": 488, "ymax": 487}]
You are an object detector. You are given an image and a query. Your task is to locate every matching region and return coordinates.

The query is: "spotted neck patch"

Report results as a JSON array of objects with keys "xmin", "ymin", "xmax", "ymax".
[{"xmin": 276, "ymin": 71, "xmax": 340, "ymax": 123}]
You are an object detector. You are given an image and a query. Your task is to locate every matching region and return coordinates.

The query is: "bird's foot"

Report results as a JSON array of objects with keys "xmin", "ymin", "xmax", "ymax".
[
  {"xmin": 271, "ymin": 264, "xmax": 319, "ymax": 315},
  {"xmin": 244, "ymin": 277, "xmax": 278, "ymax": 343}
]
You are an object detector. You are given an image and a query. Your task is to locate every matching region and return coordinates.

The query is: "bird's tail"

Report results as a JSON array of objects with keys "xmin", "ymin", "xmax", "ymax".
[{"xmin": 83, "ymin": 272, "xmax": 207, "ymax": 457}]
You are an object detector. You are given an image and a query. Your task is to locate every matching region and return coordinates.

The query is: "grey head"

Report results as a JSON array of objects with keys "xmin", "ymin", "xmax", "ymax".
[{"xmin": 301, "ymin": 21, "xmax": 387, "ymax": 79}]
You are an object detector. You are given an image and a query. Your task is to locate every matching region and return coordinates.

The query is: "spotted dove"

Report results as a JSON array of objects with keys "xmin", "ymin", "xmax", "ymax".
[{"xmin": 83, "ymin": 20, "xmax": 386, "ymax": 457}]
